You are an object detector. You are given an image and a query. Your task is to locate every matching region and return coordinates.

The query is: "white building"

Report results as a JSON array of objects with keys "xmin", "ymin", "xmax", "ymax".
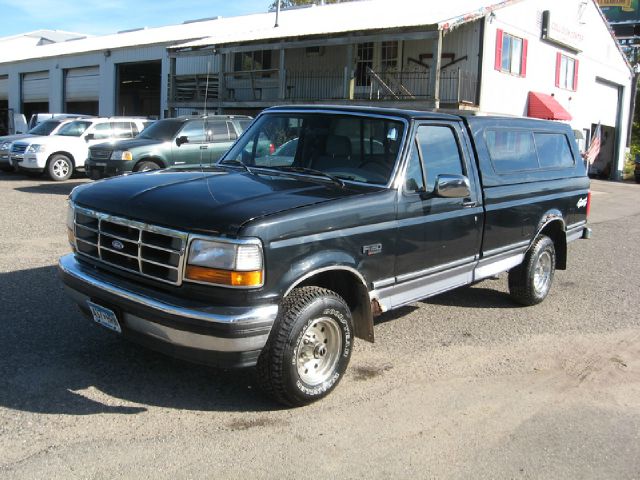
[{"xmin": 0, "ymin": 0, "xmax": 631, "ymax": 179}]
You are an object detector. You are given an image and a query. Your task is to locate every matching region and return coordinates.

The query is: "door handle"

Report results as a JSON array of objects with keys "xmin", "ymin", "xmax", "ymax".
[
  {"xmin": 462, "ymin": 200, "xmax": 477, "ymax": 208},
  {"xmin": 199, "ymin": 145, "xmax": 208, "ymax": 150}
]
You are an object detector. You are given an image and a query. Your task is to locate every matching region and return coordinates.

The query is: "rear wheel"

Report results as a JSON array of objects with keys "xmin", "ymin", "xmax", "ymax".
[
  {"xmin": 47, "ymin": 154, "xmax": 73, "ymax": 181},
  {"xmin": 0, "ymin": 166, "xmax": 14, "ymax": 173},
  {"xmin": 508, "ymin": 235, "xmax": 556, "ymax": 306},
  {"xmin": 257, "ymin": 287, "xmax": 353, "ymax": 407},
  {"xmin": 134, "ymin": 161, "xmax": 160, "ymax": 173}
]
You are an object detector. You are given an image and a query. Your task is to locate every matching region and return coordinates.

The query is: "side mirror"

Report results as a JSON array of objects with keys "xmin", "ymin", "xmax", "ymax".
[
  {"xmin": 176, "ymin": 135, "xmax": 188, "ymax": 147},
  {"xmin": 434, "ymin": 174, "xmax": 471, "ymax": 198},
  {"xmin": 85, "ymin": 133, "xmax": 95, "ymax": 142}
]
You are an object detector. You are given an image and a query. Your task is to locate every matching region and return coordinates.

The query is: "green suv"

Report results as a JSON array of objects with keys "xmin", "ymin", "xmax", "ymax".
[{"xmin": 86, "ymin": 115, "xmax": 252, "ymax": 179}]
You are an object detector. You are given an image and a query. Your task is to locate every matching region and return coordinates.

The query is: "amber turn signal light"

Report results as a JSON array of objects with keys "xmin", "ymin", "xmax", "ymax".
[{"xmin": 185, "ymin": 265, "xmax": 263, "ymax": 287}]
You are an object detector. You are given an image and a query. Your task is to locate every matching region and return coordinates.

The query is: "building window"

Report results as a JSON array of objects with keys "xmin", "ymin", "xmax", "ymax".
[
  {"xmin": 380, "ymin": 41, "xmax": 398, "ymax": 71},
  {"xmin": 495, "ymin": 29, "xmax": 528, "ymax": 77},
  {"xmin": 555, "ymin": 53, "xmax": 579, "ymax": 91},
  {"xmin": 355, "ymin": 42, "xmax": 374, "ymax": 87},
  {"xmin": 233, "ymin": 50, "xmax": 272, "ymax": 72}
]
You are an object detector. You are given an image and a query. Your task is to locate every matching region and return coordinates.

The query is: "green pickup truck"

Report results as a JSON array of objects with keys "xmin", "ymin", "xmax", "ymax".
[{"xmin": 86, "ymin": 115, "xmax": 252, "ymax": 179}]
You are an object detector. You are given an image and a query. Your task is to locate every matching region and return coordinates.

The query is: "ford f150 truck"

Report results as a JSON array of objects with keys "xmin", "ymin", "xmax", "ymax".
[{"xmin": 59, "ymin": 106, "xmax": 591, "ymax": 406}]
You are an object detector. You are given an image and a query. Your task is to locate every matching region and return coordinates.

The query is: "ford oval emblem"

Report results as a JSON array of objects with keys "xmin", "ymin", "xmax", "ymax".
[{"xmin": 111, "ymin": 240, "xmax": 125, "ymax": 251}]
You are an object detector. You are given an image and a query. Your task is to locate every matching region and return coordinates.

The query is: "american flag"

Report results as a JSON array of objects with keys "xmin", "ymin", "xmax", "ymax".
[{"xmin": 584, "ymin": 123, "xmax": 601, "ymax": 165}]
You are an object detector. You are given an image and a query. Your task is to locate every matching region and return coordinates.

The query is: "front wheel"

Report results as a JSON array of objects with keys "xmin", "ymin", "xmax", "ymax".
[
  {"xmin": 134, "ymin": 161, "xmax": 160, "ymax": 173},
  {"xmin": 257, "ymin": 287, "xmax": 353, "ymax": 407},
  {"xmin": 508, "ymin": 235, "xmax": 556, "ymax": 306},
  {"xmin": 47, "ymin": 154, "xmax": 73, "ymax": 181}
]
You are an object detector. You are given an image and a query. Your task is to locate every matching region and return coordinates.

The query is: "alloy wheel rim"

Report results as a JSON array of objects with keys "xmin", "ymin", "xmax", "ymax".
[
  {"xmin": 533, "ymin": 250, "xmax": 552, "ymax": 294},
  {"xmin": 53, "ymin": 159, "xmax": 69, "ymax": 178},
  {"xmin": 296, "ymin": 317, "xmax": 342, "ymax": 386}
]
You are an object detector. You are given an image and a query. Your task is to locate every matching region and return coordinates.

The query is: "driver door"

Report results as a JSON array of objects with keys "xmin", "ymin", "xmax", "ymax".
[{"xmin": 171, "ymin": 119, "xmax": 210, "ymax": 166}]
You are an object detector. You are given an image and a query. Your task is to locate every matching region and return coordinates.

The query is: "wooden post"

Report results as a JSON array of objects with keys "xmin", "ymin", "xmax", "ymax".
[
  {"xmin": 431, "ymin": 30, "xmax": 443, "ymax": 109},
  {"xmin": 217, "ymin": 52, "xmax": 226, "ymax": 114},
  {"xmin": 345, "ymin": 43, "xmax": 354, "ymax": 100},
  {"xmin": 168, "ymin": 56, "xmax": 176, "ymax": 117},
  {"xmin": 279, "ymin": 49, "xmax": 286, "ymax": 100}
]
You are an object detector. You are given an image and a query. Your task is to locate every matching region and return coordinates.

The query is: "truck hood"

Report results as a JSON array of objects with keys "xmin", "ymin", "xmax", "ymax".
[
  {"xmin": 92, "ymin": 137, "xmax": 165, "ymax": 151},
  {"xmin": 71, "ymin": 167, "xmax": 370, "ymax": 236},
  {"xmin": 0, "ymin": 133, "xmax": 35, "ymax": 143},
  {"xmin": 15, "ymin": 135, "xmax": 81, "ymax": 147}
]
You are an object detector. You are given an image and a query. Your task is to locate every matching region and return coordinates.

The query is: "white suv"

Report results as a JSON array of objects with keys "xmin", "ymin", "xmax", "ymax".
[{"xmin": 12, "ymin": 117, "xmax": 149, "ymax": 181}]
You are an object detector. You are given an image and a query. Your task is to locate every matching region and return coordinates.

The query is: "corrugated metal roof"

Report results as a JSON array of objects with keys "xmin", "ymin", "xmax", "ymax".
[
  {"xmin": 175, "ymin": 0, "xmax": 522, "ymax": 49},
  {"xmin": 0, "ymin": 0, "xmax": 519, "ymax": 65}
]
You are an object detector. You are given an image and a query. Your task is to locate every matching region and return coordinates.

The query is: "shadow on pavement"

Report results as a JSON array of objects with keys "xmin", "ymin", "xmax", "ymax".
[
  {"xmin": 423, "ymin": 282, "xmax": 516, "ymax": 309},
  {"xmin": 16, "ymin": 181, "xmax": 88, "ymax": 196},
  {"xmin": 0, "ymin": 265, "xmax": 280, "ymax": 416}
]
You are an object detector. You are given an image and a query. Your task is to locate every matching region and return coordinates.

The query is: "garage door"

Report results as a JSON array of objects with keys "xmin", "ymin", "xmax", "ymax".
[
  {"xmin": 0, "ymin": 75, "xmax": 8, "ymax": 101},
  {"xmin": 65, "ymin": 66, "xmax": 99, "ymax": 101},
  {"xmin": 592, "ymin": 80, "xmax": 619, "ymax": 126},
  {"xmin": 22, "ymin": 71, "xmax": 49, "ymax": 103}
]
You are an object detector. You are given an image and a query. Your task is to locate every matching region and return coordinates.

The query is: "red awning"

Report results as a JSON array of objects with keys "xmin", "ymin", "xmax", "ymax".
[{"xmin": 527, "ymin": 92, "xmax": 572, "ymax": 121}]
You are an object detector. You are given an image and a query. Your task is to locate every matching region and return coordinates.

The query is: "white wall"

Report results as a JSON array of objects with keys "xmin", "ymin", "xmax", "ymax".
[
  {"xmin": 0, "ymin": 44, "xmax": 169, "ymax": 117},
  {"xmin": 480, "ymin": 0, "xmax": 632, "ymax": 177}
]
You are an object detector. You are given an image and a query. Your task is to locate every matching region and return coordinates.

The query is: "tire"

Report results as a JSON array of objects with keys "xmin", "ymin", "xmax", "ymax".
[
  {"xmin": 1, "ymin": 166, "xmax": 14, "ymax": 173},
  {"xmin": 134, "ymin": 161, "xmax": 160, "ymax": 173},
  {"xmin": 257, "ymin": 286, "xmax": 353, "ymax": 407},
  {"xmin": 635, "ymin": 175, "xmax": 640, "ymax": 184},
  {"xmin": 47, "ymin": 154, "xmax": 73, "ymax": 181},
  {"xmin": 508, "ymin": 235, "xmax": 556, "ymax": 306}
]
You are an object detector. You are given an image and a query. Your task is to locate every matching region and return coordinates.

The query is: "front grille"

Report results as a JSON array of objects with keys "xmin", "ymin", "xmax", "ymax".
[
  {"xmin": 91, "ymin": 149, "xmax": 112, "ymax": 161},
  {"xmin": 11, "ymin": 144, "xmax": 27, "ymax": 154},
  {"xmin": 73, "ymin": 206, "xmax": 188, "ymax": 285}
]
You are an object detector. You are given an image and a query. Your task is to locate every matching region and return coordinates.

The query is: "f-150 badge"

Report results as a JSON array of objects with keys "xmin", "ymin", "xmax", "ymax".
[
  {"xmin": 362, "ymin": 244, "xmax": 382, "ymax": 256},
  {"xmin": 577, "ymin": 197, "xmax": 588, "ymax": 208}
]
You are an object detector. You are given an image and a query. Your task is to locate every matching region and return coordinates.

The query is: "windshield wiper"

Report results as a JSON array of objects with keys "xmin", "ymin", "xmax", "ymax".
[
  {"xmin": 218, "ymin": 159, "xmax": 253, "ymax": 174},
  {"xmin": 269, "ymin": 166, "xmax": 345, "ymax": 188}
]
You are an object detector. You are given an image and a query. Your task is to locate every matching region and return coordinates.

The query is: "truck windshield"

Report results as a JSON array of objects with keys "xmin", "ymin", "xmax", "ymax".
[
  {"xmin": 56, "ymin": 121, "xmax": 93, "ymax": 137},
  {"xmin": 28, "ymin": 120, "xmax": 62, "ymax": 136},
  {"xmin": 221, "ymin": 113, "xmax": 405, "ymax": 185},
  {"xmin": 138, "ymin": 119, "xmax": 182, "ymax": 141}
]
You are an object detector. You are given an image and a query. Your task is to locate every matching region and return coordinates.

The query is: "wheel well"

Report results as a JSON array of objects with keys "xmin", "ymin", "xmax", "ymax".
[
  {"xmin": 135, "ymin": 158, "xmax": 163, "ymax": 170},
  {"xmin": 294, "ymin": 269, "xmax": 374, "ymax": 342},
  {"xmin": 539, "ymin": 220, "xmax": 567, "ymax": 270}
]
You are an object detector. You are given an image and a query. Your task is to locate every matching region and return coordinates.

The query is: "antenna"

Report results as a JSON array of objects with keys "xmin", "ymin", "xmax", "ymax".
[
  {"xmin": 203, "ymin": 59, "xmax": 211, "ymax": 116},
  {"xmin": 275, "ymin": 0, "xmax": 281, "ymax": 28}
]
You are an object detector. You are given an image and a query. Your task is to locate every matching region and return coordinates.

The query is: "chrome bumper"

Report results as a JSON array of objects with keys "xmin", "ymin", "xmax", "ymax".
[{"xmin": 58, "ymin": 254, "xmax": 278, "ymax": 364}]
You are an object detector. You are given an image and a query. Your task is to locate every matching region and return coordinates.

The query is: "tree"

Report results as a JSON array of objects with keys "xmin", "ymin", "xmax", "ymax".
[{"xmin": 270, "ymin": 0, "xmax": 347, "ymax": 10}]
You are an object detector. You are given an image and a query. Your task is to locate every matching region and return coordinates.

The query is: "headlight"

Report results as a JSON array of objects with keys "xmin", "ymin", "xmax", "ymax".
[
  {"xmin": 185, "ymin": 239, "xmax": 263, "ymax": 287},
  {"xmin": 66, "ymin": 201, "xmax": 76, "ymax": 250},
  {"xmin": 111, "ymin": 150, "xmax": 133, "ymax": 161},
  {"xmin": 26, "ymin": 144, "xmax": 46, "ymax": 154},
  {"xmin": 0, "ymin": 141, "xmax": 11, "ymax": 151}
]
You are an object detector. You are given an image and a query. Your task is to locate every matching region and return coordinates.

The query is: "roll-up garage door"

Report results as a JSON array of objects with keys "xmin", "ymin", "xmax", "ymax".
[
  {"xmin": 592, "ymin": 80, "xmax": 619, "ymax": 127},
  {"xmin": 22, "ymin": 71, "xmax": 49, "ymax": 102},
  {"xmin": 65, "ymin": 66, "xmax": 99, "ymax": 101},
  {"xmin": 0, "ymin": 75, "xmax": 8, "ymax": 101}
]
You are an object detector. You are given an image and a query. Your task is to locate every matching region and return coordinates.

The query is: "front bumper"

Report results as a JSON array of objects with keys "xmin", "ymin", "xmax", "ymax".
[
  {"xmin": 16, "ymin": 153, "xmax": 45, "ymax": 172},
  {"xmin": 86, "ymin": 159, "xmax": 134, "ymax": 179},
  {"xmin": 58, "ymin": 254, "xmax": 278, "ymax": 368}
]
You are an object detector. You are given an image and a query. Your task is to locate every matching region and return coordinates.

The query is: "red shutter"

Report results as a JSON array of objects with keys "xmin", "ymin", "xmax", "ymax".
[
  {"xmin": 555, "ymin": 52, "xmax": 562, "ymax": 88},
  {"xmin": 573, "ymin": 59, "xmax": 579, "ymax": 91},
  {"xmin": 521, "ymin": 39, "xmax": 528, "ymax": 77},
  {"xmin": 495, "ymin": 29, "xmax": 504, "ymax": 71}
]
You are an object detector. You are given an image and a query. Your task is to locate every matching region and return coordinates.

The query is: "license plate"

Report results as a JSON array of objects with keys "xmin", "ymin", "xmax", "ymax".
[
  {"xmin": 94, "ymin": 162, "xmax": 106, "ymax": 167},
  {"xmin": 87, "ymin": 301, "xmax": 122, "ymax": 334}
]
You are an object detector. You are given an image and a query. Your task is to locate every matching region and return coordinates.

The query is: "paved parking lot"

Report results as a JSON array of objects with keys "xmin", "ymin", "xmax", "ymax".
[{"xmin": 1, "ymin": 172, "xmax": 639, "ymax": 479}]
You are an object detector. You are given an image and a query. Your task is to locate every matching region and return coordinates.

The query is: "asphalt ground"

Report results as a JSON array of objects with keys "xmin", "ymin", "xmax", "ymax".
[{"xmin": 0, "ymin": 173, "xmax": 639, "ymax": 479}]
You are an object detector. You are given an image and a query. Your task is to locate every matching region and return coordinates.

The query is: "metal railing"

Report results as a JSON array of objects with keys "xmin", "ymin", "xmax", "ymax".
[
  {"xmin": 168, "ymin": 67, "xmax": 478, "ymax": 106},
  {"xmin": 285, "ymin": 70, "xmax": 346, "ymax": 100}
]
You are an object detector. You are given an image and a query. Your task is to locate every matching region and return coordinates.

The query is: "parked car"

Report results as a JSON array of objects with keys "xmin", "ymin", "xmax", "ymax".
[
  {"xmin": 11, "ymin": 117, "xmax": 149, "ymax": 181},
  {"xmin": 0, "ymin": 117, "xmax": 91, "ymax": 172},
  {"xmin": 85, "ymin": 115, "xmax": 252, "ymax": 179},
  {"xmin": 59, "ymin": 106, "xmax": 591, "ymax": 406},
  {"xmin": 27, "ymin": 113, "xmax": 93, "ymax": 130},
  {"xmin": 635, "ymin": 154, "xmax": 640, "ymax": 183}
]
